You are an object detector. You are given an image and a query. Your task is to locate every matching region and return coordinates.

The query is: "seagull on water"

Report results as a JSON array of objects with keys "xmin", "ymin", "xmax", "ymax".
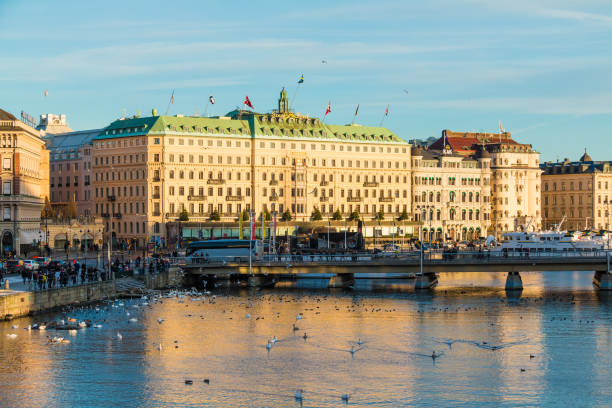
[{"xmin": 117, "ymin": 332, "xmax": 123, "ymax": 340}]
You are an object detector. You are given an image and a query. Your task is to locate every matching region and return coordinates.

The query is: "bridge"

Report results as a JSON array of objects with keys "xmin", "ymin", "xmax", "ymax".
[{"xmin": 179, "ymin": 251, "xmax": 612, "ymax": 291}]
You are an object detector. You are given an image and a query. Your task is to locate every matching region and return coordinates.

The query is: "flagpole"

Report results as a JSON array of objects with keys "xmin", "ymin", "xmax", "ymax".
[
  {"xmin": 290, "ymin": 83, "xmax": 300, "ymax": 111},
  {"xmin": 165, "ymin": 89, "xmax": 175, "ymax": 115},
  {"xmin": 351, "ymin": 104, "xmax": 359, "ymax": 125},
  {"xmin": 203, "ymin": 100, "xmax": 210, "ymax": 117},
  {"xmin": 379, "ymin": 104, "xmax": 389, "ymax": 127}
]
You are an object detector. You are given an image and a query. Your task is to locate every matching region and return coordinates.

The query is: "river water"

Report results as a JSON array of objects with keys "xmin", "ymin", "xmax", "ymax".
[{"xmin": 1, "ymin": 271, "xmax": 612, "ymax": 407}]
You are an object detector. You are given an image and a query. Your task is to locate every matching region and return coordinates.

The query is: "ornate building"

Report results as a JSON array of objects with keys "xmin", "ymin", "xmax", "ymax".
[
  {"xmin": 0, "ymin": 108, "xmax": 50, "ymax": 255},
  {"xmin": 46, "ymin": 127, "xmax": 100, "ymax": 217},
  {"xmin": 91, "ymin": 89, "xmax": 411, "ymax": 248},
  {"xmin": 430, "ymin": 130, "xmax": 541, "ymax": 236},
  {"xmin": 541, "ymin": 150, "xmax": 612, "ymax": 231},
  {"xmin": 411, "ymin": 145, "xmax": 491, "ymax": 241}
]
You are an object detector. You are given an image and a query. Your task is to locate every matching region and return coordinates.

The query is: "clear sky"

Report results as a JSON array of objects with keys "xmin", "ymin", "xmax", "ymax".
[{"xmin": 1, "ymin": 0, "xmax": 611, "ymax": 161}]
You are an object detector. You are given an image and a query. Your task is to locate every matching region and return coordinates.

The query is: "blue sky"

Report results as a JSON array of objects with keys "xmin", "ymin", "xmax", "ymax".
[{"xmin": 1, "ymin": 0, "xmax": 611, "ymax": 161}]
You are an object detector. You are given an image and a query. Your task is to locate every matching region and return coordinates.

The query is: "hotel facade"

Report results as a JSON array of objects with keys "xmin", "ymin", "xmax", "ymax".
[{"xmin": 90, "ymin": 90, "xmax": 412, "ymax": 247}]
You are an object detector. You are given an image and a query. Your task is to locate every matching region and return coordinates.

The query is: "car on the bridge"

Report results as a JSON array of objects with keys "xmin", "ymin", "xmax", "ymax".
[
  {"xmin": 5, "ymin": 259, "xmax": 24, "ymax": 273},
  {"xmin": 23, "ymin": 260, "xmax": 39, "ymax": 271},
  {"xmin": 32, "ymin": 256, "xmax": 51, "ymax": 267}
]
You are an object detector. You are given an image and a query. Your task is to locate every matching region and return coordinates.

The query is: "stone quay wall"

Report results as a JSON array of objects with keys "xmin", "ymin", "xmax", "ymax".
[{"xmin": 0, "ymin": 281, "xmax": 116, "ymax": 320}]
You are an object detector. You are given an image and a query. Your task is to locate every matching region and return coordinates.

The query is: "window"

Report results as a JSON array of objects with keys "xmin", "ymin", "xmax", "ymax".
[
  {"xmin": 2, "ymin": 181, "xmax": 10, "ymax": 195},
  {"xmin": 2, "ymin": 159, "xmax": 10, "ymax": 170},
  {"xmin": 3, "ymin": 207, "xmax": 9, "ymax": 221}
]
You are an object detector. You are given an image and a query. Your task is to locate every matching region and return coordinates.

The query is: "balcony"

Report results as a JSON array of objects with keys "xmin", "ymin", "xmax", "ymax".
[
  {"xmin": 269, "ymin": 180, "xmax": 279, "ymax": 186},
  {"xmin": 152, "ymin": 193, "xmax": 160, "ymax": 199},
  {"xmin": 226, "ymin": 195, "xmax": 243, "ymax": 201},
  {"xmin": 152, "ymin": 177, "xmax": 161, "ymax": 182},
  {"xmin": 347, "ymin": 197, "xmax": 362, "ymax": 202},
  {"xmin": 379, "ymin": 197, "xmax": 394, "ymax": 202},
  {"xmin": 101, "ymin": 213, "xmax": 110, "ymax": 218},
  {"xmin": 107, "ymin": 195, "xmax": 116, "ymax": 202},
  {"xmin": 269, "ymin": 194, "xmax": 279, "ymax": 201},
  {"xmin": 188, "ymin": 195, "xmax": 206, "ymax": 201},
  {"xmin": 319, "ymin": 181, "xmax": 329, "ymax": 186},
  {"xmin": 363, "ymin": 181, "xmax": 379, "ymax": 187},
  {"xmin": 207, "ymin": 179, "xmax": 225, "ymax": 185},
  {"xmin": 152, "ymin": 211, "xmax": 161, "ymax": 216},
  {"xmin": 113, "ymin": 213, "xmax": 122, "ymax": 219},
  {"xmin": 319, "ymin": 196, "xmax": 329, "ymax": 202}
]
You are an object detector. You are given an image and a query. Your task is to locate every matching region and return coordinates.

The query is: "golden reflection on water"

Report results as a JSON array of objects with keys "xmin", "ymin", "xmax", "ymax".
[{"xmin": 1, "ymin": 270, "xmax": 612, "ymax": 407}]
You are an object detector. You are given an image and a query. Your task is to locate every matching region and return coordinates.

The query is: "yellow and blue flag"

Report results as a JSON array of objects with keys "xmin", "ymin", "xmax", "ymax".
[{"xmin": 298, "ymin": 74, "xmax": 304, "ymax": 84}]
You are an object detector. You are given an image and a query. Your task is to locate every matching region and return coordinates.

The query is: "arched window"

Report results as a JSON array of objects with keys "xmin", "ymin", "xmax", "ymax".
[
  {"xmin": 189, "ymin": 171, "xmax": 194, "ymax": 179},
  {"xmin": 169, "ymin": 170, "xmax": 174, "ymax": 179},
  {"xmin": 179, "ymin": 171, "xmax": 184, "ymax": 179}
]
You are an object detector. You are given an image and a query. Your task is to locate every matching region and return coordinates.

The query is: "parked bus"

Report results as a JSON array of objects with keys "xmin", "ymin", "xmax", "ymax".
[{"xmin": 185, "ymin": 239, "xmax": 263, "ymax": 263}]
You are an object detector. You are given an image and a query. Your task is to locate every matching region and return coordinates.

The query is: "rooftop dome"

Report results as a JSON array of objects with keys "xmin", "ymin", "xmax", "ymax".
[
  {"xmin": 579, "ymin": 149, "xmax": 592, "ymax": 162},
  {"xmin": 411, "ymin": 145, "xmax": 424, "ymax": 156},
  {"xmin": 479, "ymin": 148, "xmax": 491, "ymax": 159},
  {"xmin": 0, "ymin": 108, "xmax": 17, "ymax": 121}
]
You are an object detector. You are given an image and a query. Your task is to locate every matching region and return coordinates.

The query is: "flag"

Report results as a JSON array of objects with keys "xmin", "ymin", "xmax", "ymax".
[
  {"xmin": 499, "ymin": 121, "xmax": 504, "ymax": 133},
  {"xmin": 354, "ymin": 104, "xmax": 359, "ymax": 117},
  {"xmin": 298, "ymin": 74, "xmax": 304, "ymax": 84},
  {"xmin": 244, "ymin": 95, "xmax": 253, "ymax": 109},
  {"xmin": 209, "ymin": 95, "xmax": 215, "ymax": 104},
  {"xmin": 385, "ymin": 105, "xmax": 389, "ymax": 116},
  {"xmin": 171, "ymin": 90, "xmax": 175, "ymax": 104},
  {"xmin": 44, "ymin": 90, "xmax": 48, "ymax": 97},
  {"xmin": 324, "ymin": 102, "xmax": 331, "ymax": 116}
]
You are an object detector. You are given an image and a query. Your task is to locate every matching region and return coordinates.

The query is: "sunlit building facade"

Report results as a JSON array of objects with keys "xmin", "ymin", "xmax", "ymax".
[
  {"xmin": 411, "ymin": 146, "xmax": 491, "ymax": 241},
  {"xmin": 540, "ymin": 150, "xmax": 612, "ymax": 231},
  {"xmin": 0, "ymin": 108, "xmax": 50, "ymax": 255},
  {"xmin": 430, "ymin": 130, "xmax": 541, "ymax": 236},
  {"xmin": 91, "ymin": 89, "xmax": 411, "ymax": 247}
]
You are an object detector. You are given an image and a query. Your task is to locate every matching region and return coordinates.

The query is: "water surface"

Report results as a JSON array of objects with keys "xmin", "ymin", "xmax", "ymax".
[{"xmin": 1, "ymin": 271, "xmax": 611, "ymax": 407}]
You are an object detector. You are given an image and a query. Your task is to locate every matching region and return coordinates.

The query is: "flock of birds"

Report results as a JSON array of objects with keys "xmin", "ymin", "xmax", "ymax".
[{"xmin": 5, "ymin": 288, "xmax": 595, "ymax": 405}]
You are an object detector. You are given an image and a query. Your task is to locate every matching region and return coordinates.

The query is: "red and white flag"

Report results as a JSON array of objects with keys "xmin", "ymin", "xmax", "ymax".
[
  {"xmin": 244, "ymin": 95, "xmax": 253, "ymax": 109},
  {"xmin": 171, "ymin": 90, "xmax": 175, "ymax": 104},
  {"xmin": 385, "ymin": 105, "xmax": 389, "ymax": 116},
  {"xmin": 324, "ymin": 101, "xmax": 331, "ymax": 116},
  {"xmin": 354, "ymin": 104, "xmax": 359, "ymax": 117}
]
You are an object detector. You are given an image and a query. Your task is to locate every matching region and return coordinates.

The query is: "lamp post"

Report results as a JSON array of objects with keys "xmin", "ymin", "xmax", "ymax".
[{"xmin": 344, "ymin": 219, "xmax": 347, "ymax": 251}]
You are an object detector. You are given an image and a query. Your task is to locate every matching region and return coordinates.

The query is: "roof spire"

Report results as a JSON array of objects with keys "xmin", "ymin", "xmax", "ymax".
[
  {"xmin": 579, "ymin": 148, "xmax": 592, "ymax": 162},
  {"xmin": 278, "ymin": 87, "xmax": 289, "ymax": 113}
]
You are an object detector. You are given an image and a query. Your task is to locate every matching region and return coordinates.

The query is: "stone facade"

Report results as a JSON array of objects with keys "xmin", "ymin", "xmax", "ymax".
[
  {"xmin": 541, "ymin": 151, "xmax": 612, "ymax": 231},
  {"xmin": 47, "ymin": 131, "xmax": 97, "ymax": 217},
  {"xmin": 91, "ymin": 90, "xmax": 411, "ymax": 248},
  {"xmin": 411, "ymin": 146, "xmax": 491, "ymax": 241},
  {"xmin": 430, "ymin": 130, "xmax": 541, "ymax": 236},
  {"xmin": 0, "ymin": 109, "xmax": 50, "ymax": 255}
]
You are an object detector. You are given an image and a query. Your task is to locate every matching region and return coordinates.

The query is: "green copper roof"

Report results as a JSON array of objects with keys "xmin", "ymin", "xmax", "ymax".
[{"xmin": 95, "ymin": 106, "xmax": 406, "ymax": 145}]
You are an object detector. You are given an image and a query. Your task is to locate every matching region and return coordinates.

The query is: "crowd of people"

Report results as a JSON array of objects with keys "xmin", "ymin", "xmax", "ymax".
[{"xmin": 20, "ymin": 261, "xmax": 110, "ymax": 291}]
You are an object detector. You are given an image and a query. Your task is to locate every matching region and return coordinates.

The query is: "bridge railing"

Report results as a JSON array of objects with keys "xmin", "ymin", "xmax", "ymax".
[{"xmin": 181, "ymin": 249, "xmax": 611, "ymax": 266}]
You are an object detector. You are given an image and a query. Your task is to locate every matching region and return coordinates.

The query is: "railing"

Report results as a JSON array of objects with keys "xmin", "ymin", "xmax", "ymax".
[
  {"xmin": 188, "ymin": 195, "xmax": 205, "ymax": 201},
  {"xmin": 152, "ymin": 177, "xmax": 161, "ymax": 182},
  {"xmin": 319, "ymin": 181, "xmax": 329, "ymax": 186},
  {"xmin": 108, "ymin": 195, "xmax": 116, "ymax": 202},
  {"xmin": 363, "ymin": 182, "xmax": 379, "ymax": 187},
  {"xmin": 152, "ymin": 211, "xmax": 161, "ymax": 216},
  {"xmin": 379, "ymin": 197, "xmax": 394, "ymax": 202},
  {"xmin": 269, "ymin": 180, "xmax": 279, "ymax": 186},
  {"xmin": 226, "ymin": 195, "xmax": 243, "ymax": 201},
  {"xmin": 152, "ymin": 193, "xmax": 160, "ymax": 199},
  {"xmin": 181, "ymin": 248, "xmax": 612, "ymax": 266},
  {"xmin": 207, "ymin": 179, "xmax": 225, "ymax": 185},
  {"xmin": 319, "ymin": 196, "xmax": 329, "ymax": 202},
  {"xmin": 347, "ymin": 197, "xmax": 362, "ymax": 202},
  {"xmin": 269, "ymin": 195, "xmax": 279, "ymax": 201}
]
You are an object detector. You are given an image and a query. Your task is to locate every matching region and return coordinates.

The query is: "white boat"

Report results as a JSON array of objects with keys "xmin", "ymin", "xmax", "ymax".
[{"xmin": 496, "ymin": 230, "xmax": 609, "ymax": 253}]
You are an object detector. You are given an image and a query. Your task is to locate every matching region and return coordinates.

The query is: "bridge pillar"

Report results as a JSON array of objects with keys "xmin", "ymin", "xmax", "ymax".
[
  {"xmin": 414, "ymin": 273, "xmax": 438, "ymax": 290},
  {"xmin": 505, "ymin": 272, "xmax": 523, "ymax": 291},
  {"xmin": 247, "ymin": 275, "xmax": 276, "ymax": 288},
  {"xmin": 328, "ymin": 273, "xmax": 354, "ymax": 289},
  {"xmin": 593, "ymin": 271, "xmax": 612, "ymax": 290}
]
